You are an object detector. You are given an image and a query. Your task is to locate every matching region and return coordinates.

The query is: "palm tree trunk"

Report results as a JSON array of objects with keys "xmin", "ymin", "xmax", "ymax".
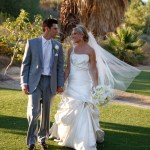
[{"xmin": 59, "ymin": 0, "xmax": 80, "ymax": 39}]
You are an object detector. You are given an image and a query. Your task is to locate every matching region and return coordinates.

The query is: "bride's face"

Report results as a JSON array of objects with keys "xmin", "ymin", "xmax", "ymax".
[{"xmin": 71, "ymin": 31, "xmax": 83, "ymax": 43}]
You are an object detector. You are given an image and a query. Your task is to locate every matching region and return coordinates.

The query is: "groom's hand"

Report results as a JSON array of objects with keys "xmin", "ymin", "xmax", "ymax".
[
  {"xmin": 22, "ymin": 85, "xmax": 29, "ymax": 95},
  {"xmin": 57, "ymin": 86, "xmax": 64, "ymax": 94}
]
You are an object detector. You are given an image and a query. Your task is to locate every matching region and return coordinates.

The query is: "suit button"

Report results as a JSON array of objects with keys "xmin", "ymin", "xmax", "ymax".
[{"xmin": 36, "ymin": 65, "xmax": 38, "ymax": 68}]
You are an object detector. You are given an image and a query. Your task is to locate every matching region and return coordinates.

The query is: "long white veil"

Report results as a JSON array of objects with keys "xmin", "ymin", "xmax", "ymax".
[{"xmin": 88, "ymin": 32, "xmax": 141, "ymax": 99}]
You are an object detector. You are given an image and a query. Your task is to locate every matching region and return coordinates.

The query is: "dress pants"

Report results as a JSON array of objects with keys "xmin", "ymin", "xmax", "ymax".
[{"xmin": 27, "ymin": 75, "xmax": 53, "ymax": 145}]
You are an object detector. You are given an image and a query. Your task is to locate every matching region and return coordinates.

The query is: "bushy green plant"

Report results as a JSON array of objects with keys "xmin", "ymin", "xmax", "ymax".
[
  {"xmin": 0, "ymin": 9, "xmax": 42, "ymax": 61},
  {"xmin": 102, "ymin": 24, "xmax": 146, "ymax": 66},
  {"xmin": 0, "ymin": 9, "xmax": 43, "ymax": 74}
]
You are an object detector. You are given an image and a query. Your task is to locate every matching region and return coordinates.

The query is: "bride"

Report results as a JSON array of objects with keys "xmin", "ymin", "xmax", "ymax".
[{"xmin": 49, "ymin": 25, "xmax": 140, "ymax": 150}]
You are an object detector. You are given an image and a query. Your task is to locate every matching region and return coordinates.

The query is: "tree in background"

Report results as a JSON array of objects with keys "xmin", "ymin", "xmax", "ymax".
[
  {"xmin": 125, "ymin": 0, "xmax": 148, "ymax": 30},
  {"xmin": 125, "ymin": 0, "xmax": 150, "ymax": 39},
  {"xmin": 140, "ymin": 0, "xmax": 150, "ymax": 41},
  {"xmin": 61, "ymin": 0, "xmax": 129, "ymax": 38},
  {"xmin": 0, "ymin": 10, "xmax": 42, "ymax": 74},
  {"xmin": 0, "ymin": 0, "xmax": 44, "ymax": 21}
]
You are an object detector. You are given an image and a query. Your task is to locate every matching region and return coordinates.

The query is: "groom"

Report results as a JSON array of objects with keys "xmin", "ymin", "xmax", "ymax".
[{"xmin": 20, "ymin": 18, "xmax": 64, "ymax": 150}]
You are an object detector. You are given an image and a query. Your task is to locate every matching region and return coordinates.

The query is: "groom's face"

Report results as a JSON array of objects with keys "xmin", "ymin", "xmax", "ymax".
[{"xmin": 48, "ymin": 24, "xmax": 59, "ymax": 38}]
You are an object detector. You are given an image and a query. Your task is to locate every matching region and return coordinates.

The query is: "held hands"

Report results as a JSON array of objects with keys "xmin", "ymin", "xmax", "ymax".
[
  {"xmin": 57, "ymin": 86, "xmax": 64, "ymax": 94},
  {"xmin": 22, "ymin": 85, "xmax": 29, "ymax": 95},
  {"xmin": 22, "ymin": 85, "xmax": 64, "ymax": 95}
]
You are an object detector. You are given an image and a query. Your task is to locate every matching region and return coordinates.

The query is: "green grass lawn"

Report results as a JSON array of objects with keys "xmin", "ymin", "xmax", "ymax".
[
  {"xmin": 127, "ymin": 70, "xmax": 150, "ymax": 96},
  {"xmin": 0, "ymin": 89, "xmax": 150, "ymax": 150}
]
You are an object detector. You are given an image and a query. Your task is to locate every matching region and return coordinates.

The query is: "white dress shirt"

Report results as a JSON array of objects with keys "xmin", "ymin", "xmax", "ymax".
[{"xmin": 42, "ymin": 36, "xmax": 52, "ymax": 76}]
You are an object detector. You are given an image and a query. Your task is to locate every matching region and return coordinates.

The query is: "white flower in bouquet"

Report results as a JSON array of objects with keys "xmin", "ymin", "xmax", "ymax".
[{"xmin": 91, "ymin": 85, "xmax": 112, "ymax": 105}]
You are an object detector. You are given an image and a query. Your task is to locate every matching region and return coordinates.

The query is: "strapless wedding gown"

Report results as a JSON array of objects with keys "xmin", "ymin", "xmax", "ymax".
[{"xmin": 50, "ymin": 50, "xmax": 104, "ymax": 150}]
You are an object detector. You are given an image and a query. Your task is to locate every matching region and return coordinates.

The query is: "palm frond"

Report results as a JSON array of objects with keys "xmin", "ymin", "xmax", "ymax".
[{"xmin": 60, "ymin": 0, "xmax": 128, "ymax": 38}]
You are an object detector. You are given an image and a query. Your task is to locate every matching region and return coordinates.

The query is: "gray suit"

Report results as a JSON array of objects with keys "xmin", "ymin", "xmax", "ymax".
[{"xmin": 20, "ymin": 37, "xmax": 64, "ymax": 145}]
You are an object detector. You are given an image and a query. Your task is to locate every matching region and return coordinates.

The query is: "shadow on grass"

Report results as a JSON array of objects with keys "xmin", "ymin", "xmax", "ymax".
[
  {"xmin": 101, "ymin": 121, "xmax": 150, "ymax": 135},
  {"xmin": 0, "ymin": 115, "xmax": 27, "ymax": 135},
  {"xmin": 0, "ymin": 115, "xmax": 150, "ymax": 149},
  {"xmin": 99, "ymin": 121, "xmax": 150, "ymax": 150},
  {"xmin": 47, "ymin": 144, "xmax": 74, "ymax": 150}
]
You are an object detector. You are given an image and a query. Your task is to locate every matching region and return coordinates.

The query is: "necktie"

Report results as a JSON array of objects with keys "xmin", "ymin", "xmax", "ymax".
[{"xmin": 43, "ymin": 40, "xmax": 51, "ymax": 60}]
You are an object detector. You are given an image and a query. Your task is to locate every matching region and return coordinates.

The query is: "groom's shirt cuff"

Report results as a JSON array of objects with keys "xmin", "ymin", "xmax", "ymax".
[{"xmin": 21, "ymin": 83, "xmax": 28, "ymax": 88}]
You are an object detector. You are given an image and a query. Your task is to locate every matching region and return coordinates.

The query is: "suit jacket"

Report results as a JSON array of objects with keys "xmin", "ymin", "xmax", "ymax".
[{"xmin": 20, "ymin": 37, "xmax": 64, "ymax": 94}]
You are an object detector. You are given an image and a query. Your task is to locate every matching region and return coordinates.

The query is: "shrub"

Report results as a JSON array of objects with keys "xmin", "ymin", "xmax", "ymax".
[
  {"xmin": 102, "ymin": 24, "xmax": 146, "ymax": 66},
  {"xmin": 0, "ymin": 9, "xmax": 43, "ymax": 64}
]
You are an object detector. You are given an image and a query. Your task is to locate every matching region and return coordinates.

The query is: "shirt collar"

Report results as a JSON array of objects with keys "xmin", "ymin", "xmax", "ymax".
[{"xmin": 42, "ymin": 36, "xmax": 52, "ymax": 45}]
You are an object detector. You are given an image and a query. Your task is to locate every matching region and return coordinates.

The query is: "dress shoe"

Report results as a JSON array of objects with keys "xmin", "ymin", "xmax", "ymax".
[
  {"xmin": 40, "ymin": 141, "xmax": 48, "ymax": 150},
  {"xmin": 28, "ymin": 144, "xmax": 35, "ymax": 150}
]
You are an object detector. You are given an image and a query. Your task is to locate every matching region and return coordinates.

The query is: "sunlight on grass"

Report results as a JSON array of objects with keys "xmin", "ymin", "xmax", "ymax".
[{"xmin": 0, "ymin": 89, "xmax": 150, "ymax": 150}]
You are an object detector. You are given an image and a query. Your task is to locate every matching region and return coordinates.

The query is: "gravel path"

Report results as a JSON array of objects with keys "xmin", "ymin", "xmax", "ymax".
[
  {"xmin": 0, "ymin": 67, "xmax": 21, "ymax": 90},
  {"xmin": 114, "ymin": 91, "xmax": 150, "ymax": 109},
  {"xmin": 113, "ymin": 100, "xmax": 150, "ymax": 109}
]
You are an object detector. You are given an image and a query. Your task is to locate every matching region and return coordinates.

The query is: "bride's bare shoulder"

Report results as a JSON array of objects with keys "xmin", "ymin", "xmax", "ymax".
[
  {"xmin": 67, "ymin": 47, "xmax": 73, "ymax": 55},
  {"xmin": 86, "ymin": 44, "xmax": 95, "ymax": 55}
]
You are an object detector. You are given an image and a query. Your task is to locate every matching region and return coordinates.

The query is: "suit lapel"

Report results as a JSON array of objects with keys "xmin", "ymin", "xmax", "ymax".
[
  {"xmin": 50, "ymin": 39, "xmax": 55, "ymax": 67},
  {"xmin": 38, "ymin": 37, "xmax": 43, "ymax": 67}
]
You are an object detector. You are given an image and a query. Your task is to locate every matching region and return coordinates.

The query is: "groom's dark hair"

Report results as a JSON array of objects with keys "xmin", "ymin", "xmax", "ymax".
[{"xmin": 42, "ymin": 18, "xmax": 58, "ymax": 32}]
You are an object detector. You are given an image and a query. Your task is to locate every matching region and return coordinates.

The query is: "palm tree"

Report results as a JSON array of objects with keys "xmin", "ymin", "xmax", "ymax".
[
  {"xmin": 40, "ymin": 0, "xmax": 128, "ymax": 38},
  {"xmin": 59, "ymin": 0, "xmax": 80, "ymax": 39}
]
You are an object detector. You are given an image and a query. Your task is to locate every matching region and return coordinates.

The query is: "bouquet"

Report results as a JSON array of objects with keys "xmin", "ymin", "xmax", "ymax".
[{"xmin": 91, "ymin": 85, "xmax": 112, "ymax": 105}]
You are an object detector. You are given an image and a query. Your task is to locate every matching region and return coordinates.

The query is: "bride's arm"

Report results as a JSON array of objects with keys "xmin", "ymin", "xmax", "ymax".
[
  {"xmin": 89, "ymin": 49, "xmax": 98, "ymax": 87},
  {"xmin": 64, "ymin": 48, "xmax": 72, "ymax": 82}
]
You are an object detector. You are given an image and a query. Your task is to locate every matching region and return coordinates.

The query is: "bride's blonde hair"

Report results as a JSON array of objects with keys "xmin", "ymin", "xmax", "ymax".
[{"xmin": 73, "ymin": 25, "xmax": 89, "ymax": 42}]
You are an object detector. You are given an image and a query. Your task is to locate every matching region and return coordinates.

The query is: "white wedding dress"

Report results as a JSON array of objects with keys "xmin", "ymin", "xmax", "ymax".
[{"xmin": 50, "ymin": 49, "xmax": 104, "ymax": 150}]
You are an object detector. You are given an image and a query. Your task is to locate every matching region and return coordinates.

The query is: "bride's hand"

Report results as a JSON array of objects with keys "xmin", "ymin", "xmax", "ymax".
[{"xmin": 92, "ymin": 84, "xmax": 98, "ymax": 91}]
